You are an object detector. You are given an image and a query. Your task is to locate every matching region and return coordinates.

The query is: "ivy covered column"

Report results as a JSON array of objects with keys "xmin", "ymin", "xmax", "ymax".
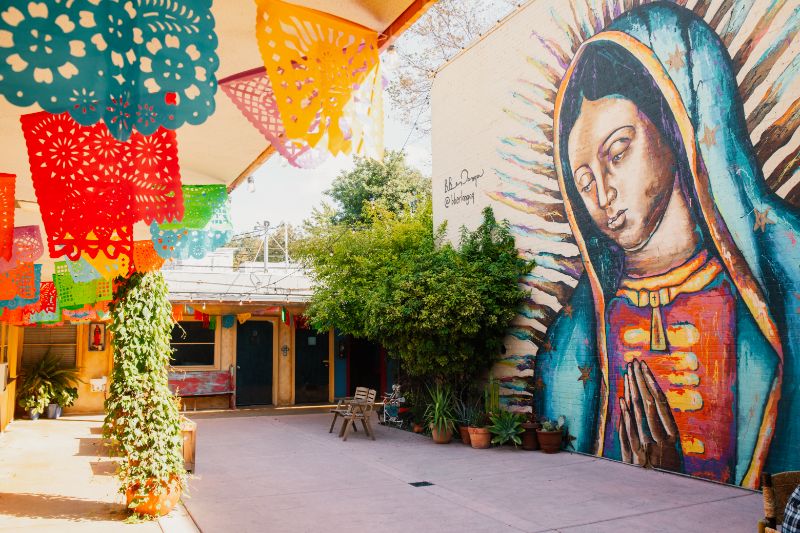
[{"xmin": 103, "ymin": 272, "xmax": 185, "ymax": 517}]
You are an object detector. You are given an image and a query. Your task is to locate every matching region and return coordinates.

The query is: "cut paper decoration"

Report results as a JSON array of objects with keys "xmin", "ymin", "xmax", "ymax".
[
  {"xmin": 53, "ymin": 262, "xmax": 112, "ymax": 310},
  {"xmin": 220, "ymin": 69, "xmax": 327, "ymax": 168},
  {"xmin": 236, "ymin": 313, "xmax": 252, "ymax": 324},
  {"xmin": 209, "ymin": 316, "xmax": 216, "ymax": 330},
  {"xmin": 21, "ymin": 112, "xmax": 183, "ymax": 260},
  {"xmin": 255, "ymin": 0, "xmax": 381, "ymax": 156},
  {"xmin": 185, "ymin": 305, "xmax": 195, "ymax": 315},
  {"xmin": 172, "ymin": 304, "xmax": 184, "ymax": 322},
  {"xmin": 24, "ymin": 281, "xmax": 60, "ymax": 324},
  {"xmin": 0, "ymin": 0, "xmax": 219, "ymax": 141},
  {"xmin": 0, "ymin": 174, "xmax": 13, "ymax": 261},
  {"xmin": 0, "ymin": 226, "xmax": 44, "ymax": 273},
  {"xmin": 66, "ymin": 258, "xmax": 102, "ymax": 283},
  {"xmin": 151, "ymin": 185, "xmax": 232, "ymax": 260},
  {"xmin": 159, "ymin": 185, "xmax": 227, "ymax": 230},
  {"xmin": 193, "ymin": 310, "xmax": 203, "ymax": 320},
  {"xmin": 133, "ymin": 241, "xmax": 166, "ymax": 273},
  {"xmin": 222, "ymin": 315, "xmax": 235, "ymax": 328},
  {"xmin": 83, "ymin": 250, "xmax": 131, "ymax": 280},
  {"xmin": 0, "ymin": 308, "xmax": 23, "ymax": 325},
  {"xmin": 0, "ymin": 263, "xmax": 41, "ymax": 310},
  {"xmin": 62, "ymin": 307, "xmax": 99, "ymax": 323}
]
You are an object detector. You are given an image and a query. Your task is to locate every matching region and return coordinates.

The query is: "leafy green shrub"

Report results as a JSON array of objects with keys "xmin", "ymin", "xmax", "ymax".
[
  {"xmin": 424, "ymin": 384, "xmax": 456, "ymax": 435},
  {"xmin": 17, "ymin": 352, "xmax": 80, "ymax": 413},
  {"xmin": 103, "ymin": 272, "xmax": 185, "ymax": 517},
  {"xmin": 489, "ymin": 410, "xmax": 525, "ymax": 446}
]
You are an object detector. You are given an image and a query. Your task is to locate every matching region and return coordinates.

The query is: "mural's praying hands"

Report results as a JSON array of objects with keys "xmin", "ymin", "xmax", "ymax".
[{"xmin": 618, "ymin": 360, "xmax": 682, "ymax": 471}]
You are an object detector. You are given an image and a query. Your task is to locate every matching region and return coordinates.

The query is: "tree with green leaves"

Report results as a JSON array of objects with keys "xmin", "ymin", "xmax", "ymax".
[
  {"xmin": 310, "ymin": 150, "xmax": 430, "ymax": 226},
  {"xmin": 297, "ymin": 202, "xmax": 530, "ymax": 388}
]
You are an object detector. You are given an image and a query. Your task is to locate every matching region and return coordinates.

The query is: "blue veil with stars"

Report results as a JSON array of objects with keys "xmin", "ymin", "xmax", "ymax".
[{"xmin": 534, "ymin": 2, "xmax": 800, "ymax": 488}]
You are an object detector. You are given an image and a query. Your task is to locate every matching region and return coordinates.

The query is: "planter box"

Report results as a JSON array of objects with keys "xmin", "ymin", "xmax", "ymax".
[{"xmin": 180, "ymin": 416, "xmax": 197, "ymax": 473}]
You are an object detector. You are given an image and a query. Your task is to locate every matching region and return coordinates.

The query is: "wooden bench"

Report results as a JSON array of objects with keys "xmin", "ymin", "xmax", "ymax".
[{"xmin": 168, "ymin": 366, "xmax": 235, "ymax": 410}]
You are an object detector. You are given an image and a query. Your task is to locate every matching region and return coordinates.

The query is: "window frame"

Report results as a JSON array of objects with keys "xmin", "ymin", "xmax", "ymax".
[
  {"xmin": 169, "ymin": 318, "xmax": 221, "ymax": 371},
  {"xmin": 21, "ymin": 324, "xmax": 79, "ymax": 369}
]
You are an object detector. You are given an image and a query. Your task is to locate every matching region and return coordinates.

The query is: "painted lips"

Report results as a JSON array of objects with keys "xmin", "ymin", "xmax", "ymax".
[{"xmin": 607, "ymin": 209, "xmax": 627, "ymax": 230}]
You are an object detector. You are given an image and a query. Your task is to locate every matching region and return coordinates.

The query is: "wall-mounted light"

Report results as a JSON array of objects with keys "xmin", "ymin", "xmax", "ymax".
[
  {"xmin": 281, "ymin": 344, "xmax": 289, "ymax": 357},
  {"xmin": 247, "ymin": 175, "xmax": 256, "ymax": 193}
]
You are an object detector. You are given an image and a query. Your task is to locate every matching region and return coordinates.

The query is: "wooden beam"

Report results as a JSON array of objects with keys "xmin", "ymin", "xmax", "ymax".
[{"xmin": 227, "ymin": 144, "xmax": 276, "ymax": 194}]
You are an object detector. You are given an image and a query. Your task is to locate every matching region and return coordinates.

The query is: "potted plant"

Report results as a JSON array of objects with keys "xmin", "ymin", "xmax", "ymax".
[
  {"xmin": 468, "ymin": 412, "xmax": 492, "ymax": 449},
  {"xmin": 521, "ymin": 412, "xmax": 541, "ymax": 451},
  {"xmin": 424, "ymin": 384, "xmax": 456, "ymax": 444},
  {"xmin": 50, "ymin": 385, "xmax": 79, "ymax": 419},
  {"xmin": 17, "ymin": 374, "xmax": 51, "ymax": 421},
  {"xmin": 17, "ymin": 352, "xmax": 81, "ymax": 420},
  {"xmin": 453, "ymin": 398, "xmax": 479, "ymax": 445},
  {"xmin": 537, "ymin": 416, "xmax": 566, "ymax": 454},
  {"xmin": 489, "ymin": 410, "xmax": 525, "ymax": 447},
  {"xmin": 103, "ymin": 272, "xmax": 186, "ymax": 519},
  {"xmin": 410, "ymin": 400, "xmax": 426, "ymax": 433}
]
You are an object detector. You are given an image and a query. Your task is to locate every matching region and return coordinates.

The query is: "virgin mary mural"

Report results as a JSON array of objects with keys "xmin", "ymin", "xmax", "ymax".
[{"xmin": 516, "ymin": 2, "xmax": 800, "ymax": 488}]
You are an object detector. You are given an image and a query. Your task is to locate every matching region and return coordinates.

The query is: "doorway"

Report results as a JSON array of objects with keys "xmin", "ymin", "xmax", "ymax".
[
  {"xmin": 294, "ymin": 328, "xmax": 329, "ymax": 404},
  {"xmin": 236, "ymin": 321, "xmax": 274, "ymax": 406},
  {"xmin": 347, "ymin": 337, "xmax": 382, "ymax": 396}
]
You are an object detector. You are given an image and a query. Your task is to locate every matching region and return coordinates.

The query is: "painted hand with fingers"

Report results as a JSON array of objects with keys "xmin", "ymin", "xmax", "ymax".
[{"xmin": 617, "ymin": 359, "xmax": 682, "ymax": 471}]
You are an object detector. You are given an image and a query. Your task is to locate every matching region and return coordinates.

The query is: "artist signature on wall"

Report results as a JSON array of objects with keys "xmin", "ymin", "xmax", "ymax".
[{"xmin": 444, "ymin": 168, "xmax": 483, "ymax": 208}]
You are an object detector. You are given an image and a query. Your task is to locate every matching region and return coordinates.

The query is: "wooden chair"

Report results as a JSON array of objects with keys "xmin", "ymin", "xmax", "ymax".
[
  {"xmin": 340, "ymin": 389, "xmax": 377, "ymax": 441},
  {"xmin": 759, "ymin": 471, "xmax": 800, "ymax": 533},
  {"xmin": 329, "ymin": 386, "xmax": 369, "ymax": 434}
]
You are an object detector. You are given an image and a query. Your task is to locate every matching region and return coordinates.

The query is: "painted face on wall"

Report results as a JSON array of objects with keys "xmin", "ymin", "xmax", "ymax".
[{"xmin": 567, "ymin": 96, "xmax": 677, "ymax": 251}]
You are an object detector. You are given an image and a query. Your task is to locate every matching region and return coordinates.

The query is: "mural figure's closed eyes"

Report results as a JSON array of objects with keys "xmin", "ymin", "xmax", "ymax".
[{"xmin": 531, "ymin": 2, "xmax": 800, "ymax": 488}]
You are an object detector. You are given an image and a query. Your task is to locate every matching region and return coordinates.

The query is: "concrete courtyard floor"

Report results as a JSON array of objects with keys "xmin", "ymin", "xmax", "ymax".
[
  {"xmin": 0, "ymin": 414, "xmax": 196, "ymax": 532},
  {"xmin": 184, "ymin": 410, "xmax": 763, "ymax": 533}
]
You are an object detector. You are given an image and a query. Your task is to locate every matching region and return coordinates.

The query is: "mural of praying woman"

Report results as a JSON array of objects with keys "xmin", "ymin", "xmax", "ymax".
[{"xmin": 533, "ymin": 2, "xmax": 800, "ymax": 488}]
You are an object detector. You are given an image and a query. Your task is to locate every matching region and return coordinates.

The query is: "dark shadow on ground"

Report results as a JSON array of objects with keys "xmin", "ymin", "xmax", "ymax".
[
  {"xmin": 75, "ymin": 437, "xmax": 109, "ymax": 457},
  {"xmin": 90, "ymin": 460, "xmax": 118, "ymax": 476},
  {"xmin": 0, "ymin": 493, "xmax": 127, "ymax": 521}
]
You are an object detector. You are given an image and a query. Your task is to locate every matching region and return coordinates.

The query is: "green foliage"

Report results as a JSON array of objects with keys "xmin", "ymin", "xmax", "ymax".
[
  {"xmin": 540, "ymin": 416, "xmax": 566, "ymax": 432},
  {"xmin": 102, "ymin": 272, "xmax": 185, "ymax": 516},
  {"xmin": 424, "ymin": 384, "xmax": 456, "ymax": 435},
  {"xmin": 484, "ymin": 376, "xmax": 500, "ymax": 415},
  {"xmin": 317, "ymin": 150, "xmax": 430, "ymax": 226},
  {"xmin": 17, "ymin": 352, "xmax": 81, "ymax": 413},
  {"xmin": 489, "ymin": 410, "xmax": 525, "ymax": 446},
  {"xmin": 453, "ymin": 397, "xmax": 479, "ymax": 427},
  {"xmin": 298, "ymin": 203, "xmax": 531, "ymax": 387}
]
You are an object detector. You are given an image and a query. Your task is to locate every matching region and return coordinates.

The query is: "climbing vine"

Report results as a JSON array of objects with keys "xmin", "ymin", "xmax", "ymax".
[{"xmin": 102, "ymin": 272, "xmax": 185, "ymax": 516}]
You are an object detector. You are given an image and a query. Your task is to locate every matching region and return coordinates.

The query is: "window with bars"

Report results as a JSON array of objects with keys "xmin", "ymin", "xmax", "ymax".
[
  {"xmin": 170, "ymin": 321, "xmax": 216, "ymax": 367},
  {"xmin": 21, "ymin": 325, "xmax": 78, "ymax": 369}
]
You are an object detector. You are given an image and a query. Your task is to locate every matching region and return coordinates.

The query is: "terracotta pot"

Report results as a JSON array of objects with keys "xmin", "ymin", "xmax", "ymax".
[
  {"xmin": 536, "ymin": 429, "xmax": 563, "ymax": 454},
  {"xmin": 521, "ymin": 422, "xmax": 540, "ymax": 451},
  {"xmin": 125, "ymin": 476, "xmax": 182, "ymax": 517},
  {"xmin": 458, "ymin": 425, "xmax": 471, "ymax": 445},
  {"xmin": 467, "ymin": 426, "xmax": 491, "ymax": 449},
  {"xmin": 430, "ymin": 424, "xmax": 452, "ymax": 444},
  {"xmin": 412, "ymin": 423, "xmax": 425, "ymax": 433}
]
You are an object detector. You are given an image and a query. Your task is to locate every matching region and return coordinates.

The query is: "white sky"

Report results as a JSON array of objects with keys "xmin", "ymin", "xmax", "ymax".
[{"xmin": 229, "ymin": 99, "xmax": 432, "ymax": 232}]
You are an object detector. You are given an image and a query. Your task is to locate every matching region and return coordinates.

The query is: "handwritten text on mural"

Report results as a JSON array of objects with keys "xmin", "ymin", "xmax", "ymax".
[{"xmin": 444, "ymin": 168, "xmax": 483, "ymax": 209}]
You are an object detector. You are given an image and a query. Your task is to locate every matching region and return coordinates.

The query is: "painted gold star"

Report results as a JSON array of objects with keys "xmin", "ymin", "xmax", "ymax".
[
  {"xmin": 753, "ymin": 207, "xmax": 775, "ymax": 232},
  {"xmin": 665, "ymin": 47, "xmax": 685, "ymax": 70},
  {"xmin": 699, "ymin": 125, "xmax": 717, "ymax": 148},
  {"xmin": 578, "ymin": 365, "xmax": 592, "ymax": 387},
  {"xmin": 562, "ymin": 304, "xmax": 573, "ymax": 318}
]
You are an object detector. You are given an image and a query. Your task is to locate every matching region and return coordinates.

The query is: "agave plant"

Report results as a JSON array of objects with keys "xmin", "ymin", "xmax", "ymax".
[
  {"xmin": 17, "ymin": 352, "xmax": 81, "ymax": 414},
  {"xmin": 488, "ymin": 410, "xmax": 525, "ymax": 446}
]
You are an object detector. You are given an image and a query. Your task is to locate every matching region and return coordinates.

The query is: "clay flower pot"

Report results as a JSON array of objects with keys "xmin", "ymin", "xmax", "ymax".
[
  {"xmin": 412, "ymin": 422, "xmax": 425, "ymax": 433},
  {"xmin": 458, "ymin": 425, "xmax": 471, "ymax": 445},
  {"xmin": 430, "ymin": 424, "xmax": 453, "ymax": 444},
  {"xmin": 125, "ymin": 476, "xmax": 182, "ymax": 517},
  {"xmin": 467, "ymin": 426, "xmax": 491, "ymax": 449},
  {"xmin": 536, "ymin": 429, "xmax": 563, "ymax": 454},
  {"xmin": 521, "ymin": 422, "xmax": 541, "ymax": 451}
]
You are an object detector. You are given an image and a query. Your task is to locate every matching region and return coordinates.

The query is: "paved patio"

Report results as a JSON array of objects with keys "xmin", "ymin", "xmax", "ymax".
[
  {"xmin": 183, "ymin": 411, "xmax": 763, "ymax": 532},
  {"xmin": 0, "ymin": 415, "xmax": 196, "ymax": 532}
]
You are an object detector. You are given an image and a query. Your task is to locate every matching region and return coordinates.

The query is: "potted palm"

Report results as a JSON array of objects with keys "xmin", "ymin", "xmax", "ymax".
[
  {"xmin": 424, "ymin": 384, "xmax": 456, "ymax": 444},
  {"xmin": 17, "ymin": 367, "xmax": 51, "ymax": 420},
  {"xmin": 104, "ymin": 272, "xmax": 186, "ymax": 518},
  {"xmin": 489, "ymin": 410, "xmax": 525, "ymax": 447},
  {"xmin": 537, "ymin": 416, "xmax": 566, "ymax": 454},
  {"xmin": 453, "ymin": 398, "xmax": 479, "ymax": 445}
]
